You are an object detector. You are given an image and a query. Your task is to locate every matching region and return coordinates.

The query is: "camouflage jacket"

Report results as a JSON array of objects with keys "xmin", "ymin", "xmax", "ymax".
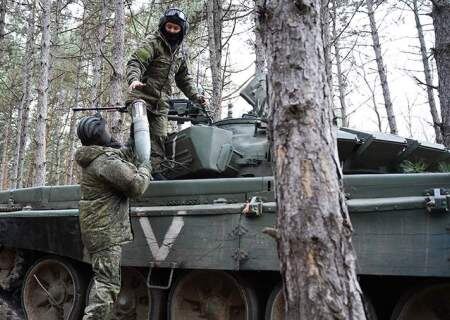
[
  {"xmin": 75, "ymin": 145, "xmax": 152, "ymax": 253},
  {"xmin": 126, "ymin": 31, "xmax": 200, "ymax": 113}
]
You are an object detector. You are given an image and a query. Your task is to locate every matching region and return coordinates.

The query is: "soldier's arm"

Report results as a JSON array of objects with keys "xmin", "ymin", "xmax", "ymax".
[
  {"xmin": 96, "ymin": 155, "xmax": 152, "ymax": 198},
  {"xmin": 126, "ymin": 41, "xmax": 156, "ymax": 85},
  {"xmin": 175, "ymin": 58, "xmax": 201, "ymax": 103},
  {"xmin": 119, "ymin": 144, "xmax": 135, "ymax": 163}
]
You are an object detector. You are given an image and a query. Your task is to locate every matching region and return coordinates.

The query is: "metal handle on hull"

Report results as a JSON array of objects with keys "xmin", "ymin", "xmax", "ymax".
[{"xmin": 146, "ymin": 262, "xmax": 177, "ymax": 290}]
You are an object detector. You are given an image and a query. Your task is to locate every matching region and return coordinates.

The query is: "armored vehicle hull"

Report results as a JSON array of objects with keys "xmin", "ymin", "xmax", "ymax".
[
  {"xmin": 2, "ymin": 101, "xmax": 450, "ymax": 319},
  {"xmin": 1, "ymin": 172, "xmax": 450, "ymax": 319}
]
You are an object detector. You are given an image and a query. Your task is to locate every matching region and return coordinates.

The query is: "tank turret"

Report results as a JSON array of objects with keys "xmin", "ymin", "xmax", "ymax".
[{"xmin": 161, "ymin": 76, "xmax": 450, "ymax": 179}]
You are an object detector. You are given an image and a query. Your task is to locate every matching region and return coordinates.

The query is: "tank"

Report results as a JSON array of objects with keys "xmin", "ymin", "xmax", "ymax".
[{"xmin": 1, "ymin": 77, "xmax": 450, "ymax": 320}]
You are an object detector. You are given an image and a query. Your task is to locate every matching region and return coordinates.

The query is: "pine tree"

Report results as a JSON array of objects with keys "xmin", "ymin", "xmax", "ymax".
[
  {"xmin": 34, "ymin": 0, "xmax": 52, "ymax": 186},
  {"xmin": 432, "ymin": 1, "xmax": 450, "ymax": 146},
  {"xmin": 259, "ymin": 0, "xmax": 367, "ymax": 318}
]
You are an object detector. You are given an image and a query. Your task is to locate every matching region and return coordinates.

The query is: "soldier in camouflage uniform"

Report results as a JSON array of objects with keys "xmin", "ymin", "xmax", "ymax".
[
  {"xmin": 126, "ymin": 8, "xmax": 207, "ymax": 178},
  {"xmin": 75, "ymin": 115, "xmax": 152, "ymax": 320}
]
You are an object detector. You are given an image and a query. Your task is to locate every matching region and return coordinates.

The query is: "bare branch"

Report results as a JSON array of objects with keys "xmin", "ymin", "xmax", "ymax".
[
  {"xmin": 100, "ymin": 47, "xmax": 117, "ymax": 77},
  {"xmin": 413, "ymin": 76, "xmax": 438, "ymax": 90}
]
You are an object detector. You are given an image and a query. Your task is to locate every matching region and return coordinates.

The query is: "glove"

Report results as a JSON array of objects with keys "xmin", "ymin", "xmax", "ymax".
[
  {"xmin": 138, "ymin": 160, "xmax": 152, "ymax": 175},
  {"xmin": 196, "ymin": 95, "xmax": 207, "ymax": 107}
]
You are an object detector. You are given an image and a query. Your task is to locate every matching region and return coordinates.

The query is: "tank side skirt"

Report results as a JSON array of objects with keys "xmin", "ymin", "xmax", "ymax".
[
  {"xmin": 0, "ymin": 216, "xmax": 84, "ymax": 261},
  {"xmin": 0, "ymin": 199, "xmax": 448, "ymax": 276}
]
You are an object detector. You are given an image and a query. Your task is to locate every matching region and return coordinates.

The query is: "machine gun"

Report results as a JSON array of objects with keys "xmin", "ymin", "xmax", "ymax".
[
  {"xmin": 167, "ymin": 99, "xmax": 212, "ymax": 124},
  {"xmin": 72, "ymin": 99, "xmax": 212, "ymax": 125}
]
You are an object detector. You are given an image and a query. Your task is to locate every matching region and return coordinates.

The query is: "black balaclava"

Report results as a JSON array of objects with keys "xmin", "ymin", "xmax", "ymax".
[
  {"xmin": 161, "ymin": 20, "xmax": 183, "ymax": 49},
  {"xmin": 158, "ymin": 8, "xmax": 189, "ymax": 50},
  {"xmin": 77, "ymin": 115, "xmax": 121, "ymax": 148}
]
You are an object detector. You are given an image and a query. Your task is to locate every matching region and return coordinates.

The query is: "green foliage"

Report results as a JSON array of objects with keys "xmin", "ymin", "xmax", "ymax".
[
  {"xmin": 400, "ymin": 161, "xmax": 450, "ymax": 173},
  {"xmin": 437, "ymin": 162, "xmax": 450, "ymax": 173},
  {"xmin": 400, "ymin": 160, "xmax": 427, "ymax": 173}
]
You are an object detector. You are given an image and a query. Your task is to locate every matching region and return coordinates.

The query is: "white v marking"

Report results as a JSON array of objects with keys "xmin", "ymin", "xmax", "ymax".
[{"xmin": 139, "ymin": 210, "xmax": 186, "ymax": 261}]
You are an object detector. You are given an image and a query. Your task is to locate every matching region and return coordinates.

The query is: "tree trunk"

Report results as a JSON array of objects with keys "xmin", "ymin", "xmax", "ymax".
[
  {"xmin": 34, "ymin": 0, "xmax": 51, "ymax": 186},
  {"xmin": 366, "ymin": 0, "xmax": 397, "ymax": 134},
  {"xmin": 11, "ymin": 0, "xmax": 35, "ymax": 189},
  {"xmin": 46, "ymin": 89, "xmax": 64, "ymax": 185},
  {"xmin": 0, "ymin": 0, "xmax": 6, "ymax": 56},
  {"xmin": 54, "ymin": 102, "xmax": 70, "ymax": 185},
  {"xmin": 260, "ymin": 0, "xmax": 366, "ymax": 319},
  {"xmin": 66, "ymin": 6, "xmax": 87, "ymax": 185},
  {"xmin": 332, "ymin": 0, "xmax": 349, "ymax": 127},
  {"xmin": 254, "ymin": 0, "xmax": 265, "ymax": 75},
  {"xmin": 65, "ymin": 113, "xmax": 78, "ymax": 185},
  {"xmin": 367, "ymin": 77, "xmax": 383, "ymax": 132},
  {"xmin": 109, "ymin": 0, "xmax": 125, "ymax": 141},
  {"xmin": 90, "ymin": 0, "xmax": 108, "ymax": 109},
  {"xmin": 66, "ymin": 87, "xmax": 81, "ymax": 185},
  {"xmin": 0, "ymin": 111, "xmax": 13, "ymax": 190},
  {"xmin": 0, "ymin": 0, "xmax": 6, "ymax": 65},
  {"xmin": 412, "ymin": 0, "xmax": 442, "ymax": 143},
  {"xmin": 40, "ymin": 0, "xmax": 62, "ymax": 186},
  {"xmin": 207, "ymin": 0, "xmax": 223, "ymax": 121},
  {"xmin": 66, "ymin": 77, "xmax": 82, "ymax": 186},
  {"xmin": 49, "ymin": 0, "xmax": 62, "ymax": 77},
  {"xmin": 321, "ymin": 0, "xmax": 333, "ymax": 92},
  {"xmin": 432, "ymin": 1, "xmax": 450, "ymax": 146},
  {"xmin": 25, "ymin": 151, "xmax": 35, "ymax": 188}
]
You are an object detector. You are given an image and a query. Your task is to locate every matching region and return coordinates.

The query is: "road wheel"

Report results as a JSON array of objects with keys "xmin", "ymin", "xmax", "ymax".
[
  {"xmin": 168, "ymin": 270, "xmax": 259, "ymax": 320},
  {"xmin": 363, "ymin": 292, "xmax": 378, "ymax": 320},
  {"xmin": 265, "ymin": 283, "xmax": 283, "ymax": 320},
  {"xmin": 391, "ymin": 283, "xmax": 450, "ymax": 320},
  {"xmin": 22, "ymin": 257, "xmax": 86, "ymax": 320}
]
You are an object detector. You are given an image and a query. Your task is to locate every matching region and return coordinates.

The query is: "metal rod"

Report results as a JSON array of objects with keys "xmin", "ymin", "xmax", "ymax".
[
  {"xmin": 72, "ymin": 107, "xmax": 127, "ymax": 112},
  {"xmin": 33, "ymin": 274, "xmax": 60, "ymax": 307}
]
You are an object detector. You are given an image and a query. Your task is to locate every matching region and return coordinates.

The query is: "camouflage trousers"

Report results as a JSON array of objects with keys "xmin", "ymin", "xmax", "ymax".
[
  {"xmin": 150, "ymin": 134, "xmax": 167, "ymax": 174},
  {"xmin": 148, "ymin": 112, "xmax": 168, "ymax": 174},
  {"xmin": 148, "ymin": 112, "xmax": 168, "ymax": 137},
  {"xmin": 83, "ymin": 245, "xmax": 122, "ymax": 320}
]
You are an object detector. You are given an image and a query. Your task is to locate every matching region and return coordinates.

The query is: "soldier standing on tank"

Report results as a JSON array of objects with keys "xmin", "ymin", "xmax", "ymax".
[
  {"xmin": 75, "ymin": 115, "xmax": 152, "ymax": 320},
  {"xmin": 126, "ymin": 7, "xmax": 207, "ymax": 179}
]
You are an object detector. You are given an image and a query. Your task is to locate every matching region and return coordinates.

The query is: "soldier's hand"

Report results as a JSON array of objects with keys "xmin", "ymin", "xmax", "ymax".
[
  {"xmin": 197, "ymin": 95, "xmax": 207, "ymax": 108},
  {"xmin": 128, "ymin": 81, "xmax": 145, "ymax": 92}
]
